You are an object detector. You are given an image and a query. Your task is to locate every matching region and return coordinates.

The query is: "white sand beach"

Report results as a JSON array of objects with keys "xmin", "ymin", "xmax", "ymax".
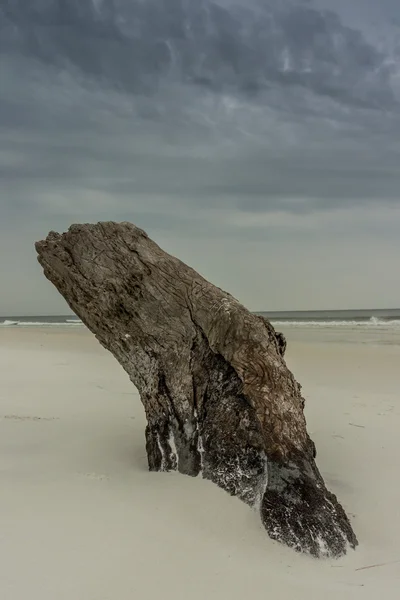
[{"xmin": 1, "ymin": 326, "xmax": 399, "ymax": 599}]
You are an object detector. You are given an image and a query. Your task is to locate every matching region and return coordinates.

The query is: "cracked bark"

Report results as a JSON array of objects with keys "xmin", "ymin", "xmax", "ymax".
[{"xmin": 35, "ymin": 221, "xmax": 357, "ymax": 557}]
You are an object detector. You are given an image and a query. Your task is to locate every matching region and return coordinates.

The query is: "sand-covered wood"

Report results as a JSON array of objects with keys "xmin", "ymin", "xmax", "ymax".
[{"xmin": 35, "ymin": 221, "xmax": 357, "ymax": 557}]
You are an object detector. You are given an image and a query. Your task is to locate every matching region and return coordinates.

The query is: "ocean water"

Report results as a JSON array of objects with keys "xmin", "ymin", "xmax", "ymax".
[
  {"xmin": 0, "ymin": 316, "xmax": 83, "ymax": 327},
  {"xmin": 259, "ymin": 309, "xmax": 400, "ymax": 345},
  {"xmin": 1, "ymin": 309, "xmax": 400, "ymax": 330},
  {"xmin": 259, "ymin": 308, "xmax": 400, "ymax": 329}
]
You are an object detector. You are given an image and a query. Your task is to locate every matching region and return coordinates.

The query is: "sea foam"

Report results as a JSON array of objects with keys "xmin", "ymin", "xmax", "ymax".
[
  {"xmin": 1, "ymin": 319, "xmax": 83, "ymax": 327},
  {"xmin": 271, "ymin": 317, "xmax": 400, "ymax": 329}
]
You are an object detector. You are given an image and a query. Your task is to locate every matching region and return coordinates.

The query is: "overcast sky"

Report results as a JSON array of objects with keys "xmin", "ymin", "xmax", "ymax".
[{"xmin": 1, "ymin": 0, "xmax": 400, "ymax": 315}]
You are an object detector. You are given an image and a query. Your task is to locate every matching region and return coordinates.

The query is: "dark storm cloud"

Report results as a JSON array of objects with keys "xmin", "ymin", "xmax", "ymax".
[
  {"xmin": 1, "ymin": 0, "xmax": 396, "ymax": 106},
  {"xmin": 1, "ymin": 0, "xmax": 400, "ymax": 228}
]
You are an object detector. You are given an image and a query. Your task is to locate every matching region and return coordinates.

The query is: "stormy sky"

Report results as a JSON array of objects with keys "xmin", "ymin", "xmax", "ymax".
[{"xmin": 1, "ymin": 0, "xmax": 399, "ymax": 315}]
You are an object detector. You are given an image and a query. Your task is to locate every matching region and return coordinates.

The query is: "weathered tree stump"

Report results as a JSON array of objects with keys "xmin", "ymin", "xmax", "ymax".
[{"xmin": 35, "ymin": 221, "xmax": 357, "ymax": 557}]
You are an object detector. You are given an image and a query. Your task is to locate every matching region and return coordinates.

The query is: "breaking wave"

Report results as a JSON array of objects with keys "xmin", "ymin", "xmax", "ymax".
[
  {"xmin": 1, "ymin": 319, "xmax": 83, "ymax": 327},
  {"xmin": 271, "ymin": 317, "xmax": 400, "ymax": 329}
]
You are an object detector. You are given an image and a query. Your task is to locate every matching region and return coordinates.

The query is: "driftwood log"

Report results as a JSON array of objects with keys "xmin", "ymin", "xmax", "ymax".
[{"xmin": 35, "ymin": 222, "xmax": 357, "ymax": 557}]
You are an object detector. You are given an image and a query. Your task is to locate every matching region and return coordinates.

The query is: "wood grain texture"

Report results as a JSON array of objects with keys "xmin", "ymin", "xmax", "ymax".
[{"xmin": 35, "ymin": 221, "xmax": 357, "ymax": 557}]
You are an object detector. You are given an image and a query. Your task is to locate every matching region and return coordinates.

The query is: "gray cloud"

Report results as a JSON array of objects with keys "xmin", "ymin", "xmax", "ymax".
[
  {"xmin": 1, "ymin": 0, "xmax": 400, "ymax": 313},
  {"xmin": 2, "ymin": 0, "xmax": 396, "ymax": 105}
]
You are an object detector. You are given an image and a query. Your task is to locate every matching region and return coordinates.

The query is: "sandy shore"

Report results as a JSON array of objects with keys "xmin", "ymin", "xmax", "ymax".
[{"xmin": 1, "ymin": 327, "xmax": 399, "ymax": 599}]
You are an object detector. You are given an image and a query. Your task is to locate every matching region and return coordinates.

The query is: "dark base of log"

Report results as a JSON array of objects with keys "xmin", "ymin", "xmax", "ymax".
[
  {"xmin": 145, "ymin": 422, "xmax": 357, "ymax": 557},
  {"xmin": 141, "ymin": 335, "xmax": 357, "ymax": 558},
  {"xmin": 262, "ymin": 459, "xmax": 358, "ymax": 557}
]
